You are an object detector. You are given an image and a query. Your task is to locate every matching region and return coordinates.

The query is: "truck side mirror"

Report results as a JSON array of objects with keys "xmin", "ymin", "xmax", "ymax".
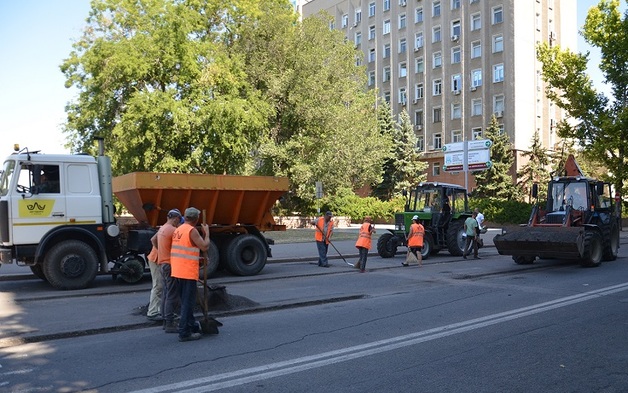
[
  {"xmin": 532, "ymin": 183, "xmax": 538, "ymax": 199},
  {"xmin": 596, "ymin": 181, "xmax": 604, "ymax": 195}
]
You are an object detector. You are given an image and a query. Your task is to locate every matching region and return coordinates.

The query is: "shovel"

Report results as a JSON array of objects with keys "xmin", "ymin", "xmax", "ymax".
[{"xmin": 198, "ymin": 210, "xmax": 220, "ymax": 335}]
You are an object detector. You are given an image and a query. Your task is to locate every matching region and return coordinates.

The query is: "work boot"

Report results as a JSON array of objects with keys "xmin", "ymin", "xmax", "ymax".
[
  {"xmin": 179, "ymin": 332, "xmax": 202, "ymax": 342},
  {"xmin": 164, "ymin": 320, "xmax": 178, "ymax": 334}
]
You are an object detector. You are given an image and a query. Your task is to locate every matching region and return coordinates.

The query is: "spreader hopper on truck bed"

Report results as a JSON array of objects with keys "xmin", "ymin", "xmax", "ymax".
[
  {"xmin": 0, "ymin": 142, "xmax": 289, "ymax": 290},
  {"xmin": 493, "ymin": 155, "xmax": 620, "ymax": 267}
]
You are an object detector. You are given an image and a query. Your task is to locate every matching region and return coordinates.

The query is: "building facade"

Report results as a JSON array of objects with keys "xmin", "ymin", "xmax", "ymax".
[{"xmin": 302, "ymin": 0, "xmax": 577, "ymax": 189}]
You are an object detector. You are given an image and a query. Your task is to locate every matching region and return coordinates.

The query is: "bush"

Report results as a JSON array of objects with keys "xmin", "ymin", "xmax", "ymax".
[
  {"xmin": 320, "ymin": 188, "xmax": 404, "ymax": 223},
  {"xmin": 470, "ymin": 197, "xmax": 533, "ymax": 225}
]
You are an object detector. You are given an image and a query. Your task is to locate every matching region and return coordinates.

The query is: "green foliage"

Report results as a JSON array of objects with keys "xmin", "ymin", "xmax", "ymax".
[
  {"xmin": 319, "ymin": 188, "xmax": 405, "ymax": 222},
  {"xmin": 473, "ymin": 116, "xmax": 517, "ymax": 199},
  {"xmin": 371, "ymin": 103, "xmax": 427, "ymax": 200},
  {"xmin": 470, "ymin": 197, "xmax": 534, "ymax": 225},
  {"xmin": 517, "ymin": 130, "xmax": 551, "ymax": 202},
  {"xmin": 536, "ymin": 0, "xmax": 628, "ymax": 198}
]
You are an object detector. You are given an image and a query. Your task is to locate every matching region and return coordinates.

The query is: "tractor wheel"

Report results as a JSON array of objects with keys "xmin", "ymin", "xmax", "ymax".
[
  {"xmin": 30, "ymin": 263, "xmax": 47, "ymax": 281},
  {"xmin": 199, "ymin": 241, "xmax": 220, "ymax": 279},
  {"xmin": 225, "ymin": 234, "xmax": 267, "ymax": 276},
  {"xmin": 43, "ymin": 240, "xmax": 99, "ymax": 290},
  {"xmin": 420, "ymin": 233, "xmax": 434, "ymax": 260},
  {"xmin": 602, "ymin": 223, "xmax": 619, "ymax": 261},
  {"xmin": 513, "ymin": 255, "xmax": 535, "ymax": 265},
  {"xmin": 446, "ymin": 219, "xmax": 466, "ymax": 256},
  {"xmin": 581, "ymin": 231, "xmax": 603, "ymax": 268},
  {"xmin": 377, "ymin": 233, "xmax": 398, "ymax": 258},
  {"xmin": 119, "ymin": 256, "xmax": 145, "ymax": 284}
]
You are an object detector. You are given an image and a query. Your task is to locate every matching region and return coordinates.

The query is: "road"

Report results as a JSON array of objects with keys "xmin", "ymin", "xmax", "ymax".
[{"xmin": 1, "ymin": 230, "xmax": 627, "ymax": 392}]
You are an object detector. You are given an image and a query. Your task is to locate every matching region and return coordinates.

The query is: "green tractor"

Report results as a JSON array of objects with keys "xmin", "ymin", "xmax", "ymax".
[{"xmin": 377, "ymin": 182, "xmax": 474, "ymax": 259}]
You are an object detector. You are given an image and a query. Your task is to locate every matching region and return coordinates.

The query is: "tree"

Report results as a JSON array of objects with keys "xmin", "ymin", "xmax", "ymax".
[
  {"xmin": 536, "ymin": 0, "xmax": 628, "ymax": 197},
  {"xmin": 517, "ymin": 130, "xmax": 551, "ymax": 202},
  {"xmin": 473, "ymin": 116, "xmax": 516, "ymax": 199},
  {"xmin": 371, "ymin": 101, "xmax": 397, "ymax": 200}
]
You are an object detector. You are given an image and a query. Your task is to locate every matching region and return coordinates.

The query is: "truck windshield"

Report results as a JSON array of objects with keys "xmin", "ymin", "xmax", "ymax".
[
  {"xmin": 550, "ymin": 182, "xmax": 588, "ymax": 211},
  {"xmin": 0, "ymin": 160, "xmax": 16, "ymax": 196},
  {"xmin": 410, "ymin": 188, "xmax": 440, "ymax": 212}
]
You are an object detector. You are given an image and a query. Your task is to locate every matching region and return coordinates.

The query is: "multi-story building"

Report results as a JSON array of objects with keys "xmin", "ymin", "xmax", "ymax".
[{"xmin": 301, "ymin": 0, "xmax": 577, "ymax": 189}]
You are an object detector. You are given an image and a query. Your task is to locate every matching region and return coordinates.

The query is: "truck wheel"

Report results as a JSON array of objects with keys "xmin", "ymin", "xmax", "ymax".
[
  {"xmin": 581, "ymin": 231, "xmax": 603, "ymax": 267},
  {"xmin": 119, "ymin": 256, "xmax": 145, "ymax": 284},
  {"xmin": 446, "ymin": 219, "xmax": 466, "ymax": 256},
  {"xmin": 43, "ymin": 240, "xmax": 98, "ymax": 290},
  {"xmin": 226, "ymin": 234, "xmax": 267, "ymax": 276},
  {"xmin": 199, "ymin": 241, "xmax": 220, "ymax": 279},
  {"xmin": 420, "ymin": 233, "xmax": 434, "ymax": 260},
  {"xmin": 602, "ymin": 224, "xmax": 619, "ymax": 261},
  {"xmin": 513, "ymin": 255, "xmax": 535, "ymax": 265},
  {"xmin": 377, "ymin": 233, "xmax": 398, "ymax": 258},
  {"xmin": 30, "ymin": 264, "xmax": 47, "ymax": 281}
]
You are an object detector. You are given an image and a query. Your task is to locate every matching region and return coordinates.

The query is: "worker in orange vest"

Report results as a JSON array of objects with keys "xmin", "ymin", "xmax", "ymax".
[
  {"xmin": 311, "ymin": 211, "xmax": 334, "ymax": 267},
  {"xmin": 404, "ymin": 215, "xmax": 424, "ymax": 267},
  {"xmin": 354, "ymin": 216, "xmax": 376, "ymax": 272},
  {"xmin": 171, "ymin": 207, "xmax": 210, "ymax": 342}
]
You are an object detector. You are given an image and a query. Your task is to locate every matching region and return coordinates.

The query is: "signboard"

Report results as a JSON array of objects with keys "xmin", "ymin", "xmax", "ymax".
[{"xmin": 442, "ymin": 139, "xmax": 492, "ymax": 172}]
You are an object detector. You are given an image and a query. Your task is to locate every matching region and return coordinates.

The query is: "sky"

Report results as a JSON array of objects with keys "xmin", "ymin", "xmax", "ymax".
[{"xmin": 0, "ymin": 0, "xmax": 624, "ymax": 156}]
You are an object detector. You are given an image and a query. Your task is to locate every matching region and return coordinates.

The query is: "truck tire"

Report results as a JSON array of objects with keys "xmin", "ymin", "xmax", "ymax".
[
  {"xmin": 420, "ymin": 233, "xmax": 434, "ymax": 260},
  {"xmin": 225, "ymin": 234, "xmax": 267, "ymax": 276},
  {"xmin": 581, "ymin": 231, "xmax": 603, "ymax": 268},
  {"xmin": 30, "ymin": 264, "xmax": 47, "ymax": 281},
  {"xmin": 377, "ymin": 233, "xmax": 398, "ymax": 258},
  {"xmin": 118, "ymin": 256, "xmax": 145, "ymax": 284},
  {"xmin": 513, "ymin": 255, "xmax": 535, "ymax": 265},
  {"xmin": 446, "ymin": 219, "xmax": 466, "ymax": 256},
  {"xmin": 43, "ymin": 240, "xmax": 99, "ymax": 290},
  {"xmin": 602, "ymin": 223, "xmax": 619, "ymax": 261},
  {"xmin": 199, "ymin": 241, "xmax": 220, "ymax": 279}
]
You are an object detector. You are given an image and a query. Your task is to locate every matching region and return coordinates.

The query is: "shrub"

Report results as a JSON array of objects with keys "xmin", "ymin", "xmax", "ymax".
[
  {"xmin": 320, "ymin": 188, "xmax": 404, "ymax": 223},
  {"xmin": 470, "ymin": 197, "xmax": 533, "ymax": 225}
]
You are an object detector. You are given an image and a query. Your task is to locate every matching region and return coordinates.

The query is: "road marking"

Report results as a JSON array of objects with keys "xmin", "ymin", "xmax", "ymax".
[{"xmin": 129, "ymin": 282, "xmax": 628, "ymax": 393}]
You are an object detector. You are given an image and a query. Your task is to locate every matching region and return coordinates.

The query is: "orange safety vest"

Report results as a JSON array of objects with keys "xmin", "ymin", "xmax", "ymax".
[
  {"xmin": 157, "ymin": 223, "xmax": 177, "ymax": 265},
  {"xmin": 355, "ymin": 222, "xmax": 373, "ymax": 250},
  {"xmin": 170, "ymin": 223, "xmax": 200, "ymax": 280},
  {"xmin": 314, "ymin": 217, "xmax": 333, "ymax": 244},
  {"xmin": 407, "ymin": 223, "xmax": 425, "ymax": 247}
]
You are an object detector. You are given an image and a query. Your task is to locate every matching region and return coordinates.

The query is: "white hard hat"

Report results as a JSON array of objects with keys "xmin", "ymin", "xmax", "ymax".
[{"xmin": 412, "ymin": 215, "xmax": 419, "ymax": 220}]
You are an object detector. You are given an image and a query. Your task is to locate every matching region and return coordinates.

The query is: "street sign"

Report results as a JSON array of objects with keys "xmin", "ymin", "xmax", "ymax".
[
  {"xmin": 442, "ymin": 139, "xmax": 493, "ymax": 191},
  {"xmin": 315, "ymin": 181, "xmax": 323, "ymax": 199}
]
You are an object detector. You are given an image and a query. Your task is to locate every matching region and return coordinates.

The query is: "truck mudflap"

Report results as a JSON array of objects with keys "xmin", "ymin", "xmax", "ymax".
[{"xmin": 493, "ymin": 226, "xmax": 584, "ymax": 259}]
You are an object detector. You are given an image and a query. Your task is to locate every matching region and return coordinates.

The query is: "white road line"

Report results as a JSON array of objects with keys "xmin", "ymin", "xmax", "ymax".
[{"xmin": 129, "ymin": 282, "xmax": 628, "ymax": 393}]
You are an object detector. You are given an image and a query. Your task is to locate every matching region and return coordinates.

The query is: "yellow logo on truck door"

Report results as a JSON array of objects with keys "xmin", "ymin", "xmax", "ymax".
[{"xmin": 18, "ymin": 199, "xmax": 55, "ymax": 217}]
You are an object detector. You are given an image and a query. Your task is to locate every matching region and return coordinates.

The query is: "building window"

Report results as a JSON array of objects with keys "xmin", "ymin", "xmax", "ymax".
[
  {"xmin": 471, "ymin": 41, "xmax": 481, "ymax": 58},
  {"xmin": 355, "ymin": 9, "xmax": 362, "ymax": 23},
  {"xmin": 384, "ymin": 0, "xmax": 391, "ymax": 12},
  {"xmin": 492, "ymin": 6, "xmax": 503, "ymax": 24},
  {"xmin": 494, "ymin": 94, "xmax": 505, "ymax": 113},
  {"xmin": 415, "ymin": 83, "xmax": 424, "ymax": 99},
  {"xmin": 355, "ymin": 32, "xmax": 362, "ymax": 46},
  {"xmin": 472, "ymin": 98, "xmax": 482, "ymax": 116},
  {"xmin": 399, "ymin": 62, "xmax": 408, "ymax": 77},
  {"xmin": 415, "ymin": 57, "xmax": 424, "ymax": 73},
  {"xmin": 471, "ymin": 13, "xmax": 481, "ymax": 30},
  {"xmin": 433, "ymin": 107, "xmax": 442, "ymax": 123},
  {"xmin": 471, "ymin": 69, "xmax": 482, "ymax": 87},
  {"xmin": 368, "ymin": 71, "xmax": 375, "ymax": 86},
  {"xmin": 369, "ymin": 48, "xmax": 376, "ymax": 62},
  {"xmin": 452, "ymin": 73, "xmax": 462, "ymax": 91},
  {"xmin": 415, "ymin": 32, "xmax": 424, "ymax": 49},
  {"xmin": 433, "ymin": 0, "xmax": 441, "ymax": 17},
  {"xmin": 399, "ymin": 13, "xmax": 407, "ymax": 29},
  {"xmin": 417, "ymin": 135, "xmax": 425, "ymax": 151},
  {"xmin": 342, "ymin": 14, "xmax": 349, "ymax": 28},
  {"xmin": 415, "ymin": 7, "xmax": 423, "ymax": 23},
  {"xmin": 493, "ymin": 63, "xmax": 504, "ymax": 83},
  {"xmin": 329, "ymin": 21, "xmax": 335, "ymax": 30},
  {"xmin": 369, "ymin": 25, "xmax": 376, "ymax": 40},
  {"xmin": 383, "ymin": 66, "xmax": 391, "ymax": 82},
  {"xmin": 356, "ymin": 57, "xmax": 362, "ymax": 66},
  {"xmin": 452, "ymin": 103, "xmax": 462, "ymax": 119},
  {"xmin": 415, "ymin": 110, "xmax": 424, "ymax": 125},
  {"xmin": 451, "ymin": 20, "xmax": 461, "ymax": 38},
  {"xmin": 493, "ymin": 34, "xmax": 503, "ymax": 53},
  {"xmin": 433, "ymin": 26, "xmax": 441, "ymax": 42},
  {"xmin": 452, "ymin": 129, "xmax": 462, "ymax": 142},
  {"xmin": 433, "ymin": 51, "xmax": 442, "ymax": 68},
  {"xmin": 399, "ymin": 38, "xmax": 407, "ymax": 53},
  {"xmin": 433, "ymin": 162, "xmax": 441, "ymax": 176},
  {"xmin": 433, "ymin": 79, "xmax": 442, "ymax": 96},
  {"xmin": 384, "ymin": 91, "xmax": 391, "ymax": 103},
  {"xmin": 472, "ymin": 127, "xmax": 483, "ymax": 139},
  {"xmin": 434, "ymin": 133, "xmax": 442, "ymax": 149},
  {"xmin": 451, "ymin": 46, "xmax": 461, "ymax": 63},
  {"xmin": 369, "ymin": 2, "xmax": 376, "ymax": 17},
  {"xmin": 451, "ymin": 0, "xmax": 461, "ymax": 10},
  {"xmin": 383, "ymin": 20, "xmax": 391, "ymax": 35},
  {"xmin": 399, "ymin": 87, "xmax": 407, "ymax": 104},
  {"xmin": 383, "ymin": 43, "xmax": 391, "ymax": 58}
]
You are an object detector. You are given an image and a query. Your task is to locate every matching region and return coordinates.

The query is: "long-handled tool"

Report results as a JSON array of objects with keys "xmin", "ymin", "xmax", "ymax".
[
  {"xmin": 314, "ymin": 222, "xmax": 354, "ymax": 267},
  {"xmin": 198, "ymin": 210, "xmax": 220, "ymax": 335}
]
